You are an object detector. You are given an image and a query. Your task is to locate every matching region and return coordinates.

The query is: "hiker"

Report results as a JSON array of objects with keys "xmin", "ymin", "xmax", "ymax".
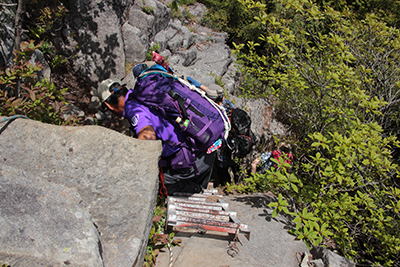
[
  {"xmin": 186, "ymin": 76, "xmax": 235, "ymax": 112},
  {"xmin": 251, "ymin": 143, "xmax": 293, "ymax": 174},
  {"xmin": 97, "ymin": 66, "xmax": 219, "ymax": 195},
  {"xmin": 185, "ymin": 77, "xmax": 258, "ymax": 185}
]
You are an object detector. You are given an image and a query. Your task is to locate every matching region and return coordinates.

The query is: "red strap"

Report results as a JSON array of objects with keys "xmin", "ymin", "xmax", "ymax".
[{"xmin": 159, "ymin": 167, "xmax": 169, "ymax": 197}]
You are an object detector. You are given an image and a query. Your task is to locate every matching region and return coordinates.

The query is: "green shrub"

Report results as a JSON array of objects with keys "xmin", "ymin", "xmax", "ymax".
[
  {"xmin": 266, "ymin": 117, "xmax": 400, "ymax": 265},
  {"xmin": 142, "ymin": 5, "xmax": 154, "ymax": 15},
  {"xmin": 0, "ymin": 41, "xmax": 72, "ymax": 125},
  {"xmin": 169, "ymin": 0, "xmax": 197, "ymax": 12},
  {"xmin": 234, "ymin": 0, "xmax": 400, "ymax": 140},
  {"xmin": 26, "ymin": 3, "xmax": 69, "ymax": 69},
  {"xmin": 200, "ymin": 0, "xmax": 274, "ymax": 45},
  {"xmin": 232, "ymin": 0, "xmax": 400, "ymax": 265},
  {"xmin": 146, "ymin": 43, "xmax": 161, "ymax": 61}
]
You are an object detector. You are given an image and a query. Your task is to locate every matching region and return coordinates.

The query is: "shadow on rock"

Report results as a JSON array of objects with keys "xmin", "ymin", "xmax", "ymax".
[{"xmin": 229, "ymin": 193, "xmax": 296, "ymax": 231}]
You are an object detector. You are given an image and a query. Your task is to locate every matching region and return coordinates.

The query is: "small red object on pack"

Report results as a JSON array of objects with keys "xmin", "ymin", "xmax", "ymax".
[{"xmin": 152, "ymin": 51, "xmax": 173, "ymax": 74}]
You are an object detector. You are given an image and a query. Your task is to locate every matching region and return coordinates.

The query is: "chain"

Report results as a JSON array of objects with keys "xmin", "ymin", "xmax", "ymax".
[{"xmin": 227, "ymin": 228, "xmax": 240, "ymax": 258}]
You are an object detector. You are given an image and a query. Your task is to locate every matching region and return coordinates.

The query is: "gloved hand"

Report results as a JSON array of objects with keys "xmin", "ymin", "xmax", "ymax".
[{"xmin": 186, "ymin": 76, "xmax": 202, "ymax": 88}]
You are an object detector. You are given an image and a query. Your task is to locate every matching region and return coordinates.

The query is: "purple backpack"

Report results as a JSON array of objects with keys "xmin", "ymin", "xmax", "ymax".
[{"xmin": 131, "ymin": 69, "xmax": 230, "ymax": 171}]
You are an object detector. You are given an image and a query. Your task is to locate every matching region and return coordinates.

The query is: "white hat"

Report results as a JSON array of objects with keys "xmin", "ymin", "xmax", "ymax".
[
  {"xmin": 96, "ymin": 78, "xmax": 123, "ymax": 102},
  {"xmin": 206, "ymin": 84, "xmax": 224, "ymax": 100}
]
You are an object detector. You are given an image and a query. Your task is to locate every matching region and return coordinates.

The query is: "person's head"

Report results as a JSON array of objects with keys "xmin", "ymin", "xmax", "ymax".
[
  {"xmin": 206, "ymin": 84, "xmax": 224, "ymax": 104},
  {"xmin": 97, "ymin": 78, "xmax": 128, "ymax": 116},
  {"xmin": 279, "ymin": 142, "xmax": 291, "ymax": 154}
]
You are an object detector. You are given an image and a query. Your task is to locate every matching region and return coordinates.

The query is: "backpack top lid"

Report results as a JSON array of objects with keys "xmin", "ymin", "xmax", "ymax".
[{"xmin": 132, "ymin": 61, "xmax": 158, "ymax": 78}]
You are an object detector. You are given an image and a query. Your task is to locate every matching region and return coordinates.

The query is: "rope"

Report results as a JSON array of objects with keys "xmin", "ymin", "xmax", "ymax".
[
  {"xmin": 0, "ymin": 115, "xmax": 29, "ymax": 135},
  {"xmin": 167, "ymin": 242, "xmax": 173, "ymax": 267}
]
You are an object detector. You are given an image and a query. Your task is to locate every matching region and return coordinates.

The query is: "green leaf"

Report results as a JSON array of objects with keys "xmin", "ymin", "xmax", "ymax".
[
  {"xmin": 272, "ymin": 208, "xmax": 279, "ymax": 218},
  {"xmin": 291, "ymin": 183, "xmax": 299, "ymax": 193}
]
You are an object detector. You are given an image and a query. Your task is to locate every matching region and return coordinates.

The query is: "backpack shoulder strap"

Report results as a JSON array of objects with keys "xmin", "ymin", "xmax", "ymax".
[{"xmin": 138, "ymin": 69, "xmax": 178, "ymax": 80}]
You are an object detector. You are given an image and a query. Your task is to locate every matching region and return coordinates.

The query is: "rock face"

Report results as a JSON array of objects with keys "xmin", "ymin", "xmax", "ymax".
[
  {"xmin": 0, "ymin": 117, "xmax": 162, "ymax": 267},
  {"xmin": 0, "ymin": 0, "xmax": 283, "ymax": 139},
  {"xmin": 0, "ymin": 0, "xmax": 16, "ymax": 67},
  {"xmin": 62, "ymin": 0, "xmax": 129, "ymax": 83}
]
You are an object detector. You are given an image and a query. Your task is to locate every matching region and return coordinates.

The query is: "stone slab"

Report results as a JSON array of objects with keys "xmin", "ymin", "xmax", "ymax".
[
  {"xmin": 0, "ymin": 165, "xmax": 103, "ymax": 267},
  {"xmin": 0, "ymin": 117, "xmax": 162, "ymax": 267},
  {"xmin": 225, "ymin": 193, "xmax": 307, "ymax": 266}
]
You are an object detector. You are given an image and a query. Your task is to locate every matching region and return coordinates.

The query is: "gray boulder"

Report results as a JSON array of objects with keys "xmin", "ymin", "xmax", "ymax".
[
  {"xmin": 0, "ymin": 117, "xmax": 162, "ymax": 267},
  {"xmin": 167, "ymin": 33, "xmax": 184, "ymax": 53},
  {"xmin": 134, "ymin": 0, "xmax": 170, "ymax": 35},
  {"xmin": 29, "ymin": 50, "xmax": 51, "ymax": 82},
  {"xmin": 1, "ymin": 165, "xmax": 103, "ymax": 267},
  {"xmin": 193, "ymin": 42, "xmax": 232, "ymax": 78},
  {"xmin": 122, "ymin": 22, "xmax": 149, "ymax": 63},
  {"xmin": 153, "ymin": 29, "xmax": 168, "ymax": 51},
  {"xmin": 311, "ymin": 247, "xmax": 356, "ymax": 267},
  {"xmin": 172, "ymin": 42, "xmax": 232, "ymax": 88},
  {"xmin": 175, "ymin": 47, "xmax": 197, "ymax": 67},
  {"xmin": 127, "ymin": 8, "xmax": 155, "ymax": 38},
  {"xmin": 186, "ymin": 3, "xmax": 208, "ymax": 22},
  {"xmin": 181, "ymin": 26, "xmax": 195, "ymax": 49},
  {"xmin": 222, "ymin": 58, "xmax": 242, "ymax": 95},
  {"xmin": 62, "ymin": 103, "xmax": 85, "ymax": 121},
  {"xmin": 231, "ymin": 97, "xmax": 275, "ymax": 139},
  {"xmin": 165, "ymin": 27, "xmax": 179, "ymax": 41},
  {"xmin": 63, "ymin": 0, "xmax": 126, "ymax": 84},
  {"xmin": 0, "ymin": 0, "xmax": 16, "ymax": 67}
]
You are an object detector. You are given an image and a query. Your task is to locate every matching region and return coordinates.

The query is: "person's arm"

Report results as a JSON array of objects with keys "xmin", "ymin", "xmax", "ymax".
[
  {"xmin": 200, "ymin": 84, "xmax": 208, "ymax": 91},
  {"xmin": 124, "ymin": 100, "xmax": 157, "ymax": 140},
  {"xmin": 137, "ymin": 125, "xmax": 156, "ymax": 140},
  {"xmin": 251, "ymin": 158, "xmax": 261, "ymax": 174},
  {"xmin": 187, "ymin": 76, "xmax": 208, "ymax": 92}
]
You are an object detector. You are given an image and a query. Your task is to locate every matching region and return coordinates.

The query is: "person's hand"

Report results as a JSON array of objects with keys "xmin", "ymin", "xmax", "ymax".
[{"xmin": 252, "ymin": 158, "xmax": 261, "ymax": 166}]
